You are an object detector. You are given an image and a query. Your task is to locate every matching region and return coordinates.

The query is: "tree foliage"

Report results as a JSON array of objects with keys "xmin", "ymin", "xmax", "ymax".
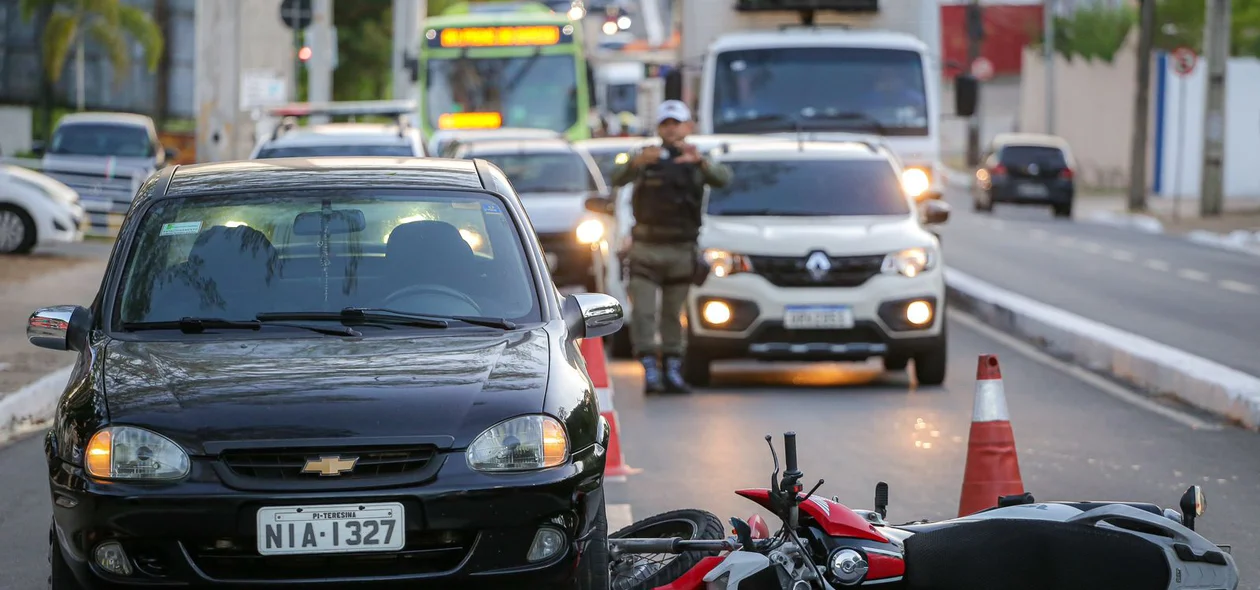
[
  {"xmin": 333, "ymin": 0, "xmax": 394, "ymax": 100},
  {"xmin": 1030, "ymin": 0, "xmax": 1260, "ymax": 62},
  {"xmin": 1029, "ymin": 3, "xmax": 1136, "ymax": 63},
  {"xmin": 18, "ymin": 0, "xmax": 163, "ymax": 85}
]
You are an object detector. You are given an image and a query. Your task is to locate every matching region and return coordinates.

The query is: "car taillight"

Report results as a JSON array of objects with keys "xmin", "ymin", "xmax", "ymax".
[
  {"xmin": 1059, "ymin": 168, "xmax": 1074, "ymax": 180},
  {"xmin": 991, "ymin": 164, "xmax": 1007, "ymax": 176}
]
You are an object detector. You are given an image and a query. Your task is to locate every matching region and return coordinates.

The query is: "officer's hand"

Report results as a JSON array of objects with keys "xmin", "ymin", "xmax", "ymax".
[
  {"xmin": 635, "ymin": 147, "xmax": 662, "ymax": 166},
  {"xmin": 673, "ymin": 143, "xmax": 701, "ymax": 164}
]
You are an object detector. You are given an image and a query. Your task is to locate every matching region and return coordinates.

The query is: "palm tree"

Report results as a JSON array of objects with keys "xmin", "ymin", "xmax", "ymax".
[{"xmin": 19, "ymin": 0, "xmax": 164, "ymax": 112}]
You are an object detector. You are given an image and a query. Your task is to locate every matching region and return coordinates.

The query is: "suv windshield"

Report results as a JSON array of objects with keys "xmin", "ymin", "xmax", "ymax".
[
  {"xmin": 50, "ymin": 123, "xmax": 154, "ymax": 158},
  {"xmin": 707, "ymin": 159, "xmax": 911, "ymax": 217},
  {"xmin": 115, "ymin": 190, "xmax": 541, "ymax": 328},
  {"xmin": 477, "ymin": 152, "xmax": 596, "ymax": 194},
  {"xmin": 257, "ymin": 145, "xmax": 416, "ymax": 158}
]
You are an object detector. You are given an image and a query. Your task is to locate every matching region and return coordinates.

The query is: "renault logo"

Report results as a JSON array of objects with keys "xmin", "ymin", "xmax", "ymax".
[
  {"xmin": 302, "ymin": 455, "xmax": 359, "ymax": 477},
  {"xmin": 805, "ymin": 251, "xmax": 831, "ymax": 281}
]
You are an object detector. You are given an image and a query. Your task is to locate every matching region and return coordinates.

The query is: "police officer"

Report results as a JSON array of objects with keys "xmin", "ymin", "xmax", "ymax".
[{"xmin": 609, "ymin": 100, "xmax": 732, "ymax": 393}]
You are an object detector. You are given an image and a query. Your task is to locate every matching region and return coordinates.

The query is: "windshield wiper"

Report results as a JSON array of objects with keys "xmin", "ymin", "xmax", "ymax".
[
  {"xmin": 714, "ymin": 113, "xmax": 789, "ymax": 132},
  {"xmin": 343, "ymin": 308, "xmax": 518, "ymax": 330},
  {"xmin": 712, "ymin": 208, "xmax": 778, "ymax": 216},
  {"xmin": 800, "ymin": 112, "xmax": 887, "ymax": 134},
  {"xmin": 257, "ymin": 308, "xmax": 450, "ymax": 329},
  {"xmin": 122, "ymin": 317, "xmax": 361, "ymax": 337}
]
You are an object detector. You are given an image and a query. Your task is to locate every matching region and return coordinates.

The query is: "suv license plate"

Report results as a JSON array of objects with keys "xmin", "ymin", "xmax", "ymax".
[
  {"xmin": 784, "ymin": 306, "xmax": 854, "ymax": 330},
  {"xmin": 257, "ymin": 502, "xmax": 405, "ymax": 556}
]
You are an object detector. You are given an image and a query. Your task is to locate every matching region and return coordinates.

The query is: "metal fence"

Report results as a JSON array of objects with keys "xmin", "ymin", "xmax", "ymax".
[{"xmin": 2, "ymin": 156, "xmax": 152, "ymax": 238}]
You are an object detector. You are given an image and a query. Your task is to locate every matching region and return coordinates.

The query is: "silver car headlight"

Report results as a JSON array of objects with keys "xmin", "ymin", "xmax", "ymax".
[
  {"xmin": 467, "ymin": 415, "xmax": 569, "ymax": 472},
  {"xmin": 881, "ymin": 247, "xmax": 936, "ymax": 278},
  {"xmin": 85, "ymin": 426, "xmax": 191, "ymax": 480},
  {"xmin": 576, "ymin": 218, "xmax": 605, "ymax": 244}
]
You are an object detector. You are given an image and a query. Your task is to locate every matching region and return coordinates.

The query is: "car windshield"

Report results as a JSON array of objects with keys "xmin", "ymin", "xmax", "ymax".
[
  {"xmin": 478, "ymin": 152, "xmax": 595, "ymax": 194},
  {"xmin": 426, "ymin": 55, "xmax": 579, "ymax": 134},
  {"xmin": 707, "ymin": 159, "xmax": 911, "ymax": 217},
  {"xmin": 712, "ymin": 47, "xmax": 929, "ymax": 137},
  {"xmin": 49, "ymin": 123, "xmax": 154, "ymax": 158},
  {"xmin": 256, "ymin": 145, "xmax": 416, "ymax": 158},
  {"xmin": 999, "ymin": 145, "xmax": 1068, "ymax": 169},
  {"xmin": 114, "ymin": 190, "xmax": 541, "ymax": 329}
]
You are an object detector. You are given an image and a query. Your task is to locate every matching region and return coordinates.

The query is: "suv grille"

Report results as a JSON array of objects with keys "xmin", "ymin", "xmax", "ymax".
[
  {"xmin": 221, "ymin": 445, "xmax": 437, "ymax": 482},
  {"xmin": 747, "ymin": 254, "xmax": 884, "ymax": 288}
]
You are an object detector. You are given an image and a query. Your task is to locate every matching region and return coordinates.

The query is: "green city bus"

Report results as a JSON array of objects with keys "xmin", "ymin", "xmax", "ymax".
[{"xmin": 419, "ymin": 2, "xmax": 592, "ymax": 142}]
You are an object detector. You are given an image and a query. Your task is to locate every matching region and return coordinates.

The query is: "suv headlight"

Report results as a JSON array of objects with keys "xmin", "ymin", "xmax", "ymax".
[
  {"xmin": 703, "ymin": 248, "xmax": 753, "ymax": 278},
  {"xmin": 901, "ymin": 167, "xmax": 931, "ymax": 198},
  {"xmin": 881, "ymin": 247, "xmax": 936, "ymax": 278},
  {"xmin": 467, "ymin": 415, "xmax": 569, "ymax": 472},
  {"xmin": 575, "ymin": 218, "xmax": 605, "ymax": 244},
  {"xmin": 85, "ymin": 426, "xmax": 191, "ymax": 480}
]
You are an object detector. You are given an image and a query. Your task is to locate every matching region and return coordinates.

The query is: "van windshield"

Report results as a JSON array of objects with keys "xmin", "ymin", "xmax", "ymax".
[{"xmin": 50, "ymin": 123, "xmax": 154, "ymax": 158}]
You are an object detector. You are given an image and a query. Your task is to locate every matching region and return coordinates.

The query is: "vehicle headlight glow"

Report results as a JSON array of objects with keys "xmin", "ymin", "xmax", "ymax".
[
  {"xmin": 703, "ymin": 248, "xmax": 753, "ymax": 278},
  {"xmin": 881, "ymin": 247, "xmax": 936, "ymax": 278},
  {"xmin": 467, "ymin": 415, "xmax": 569, "ymax": 472},
  {"xmin": 702, "ymin": 301, "xmax": 732, "ymax": 325},
  {"xmin": 901, "ymin": 168, "xmax": 931, "ymax": 198},
  {"xmin": 85, "ymin": 426, "xmax": 191, "ymax": 480},
  {"xmin": 575, "ymin": 218, "xmax": 605, "ymax": 244}
]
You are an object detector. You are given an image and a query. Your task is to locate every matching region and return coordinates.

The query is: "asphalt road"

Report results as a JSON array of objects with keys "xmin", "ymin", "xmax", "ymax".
[{"xmin": 939, "ymin": 188, "xmax": 1260, "ymax": 377}]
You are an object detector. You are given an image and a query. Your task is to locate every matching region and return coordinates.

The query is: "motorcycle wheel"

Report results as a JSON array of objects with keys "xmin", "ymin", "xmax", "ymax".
[{"xmin": 609, "ymin": 509, "xmax": 725, "ymax": 590}]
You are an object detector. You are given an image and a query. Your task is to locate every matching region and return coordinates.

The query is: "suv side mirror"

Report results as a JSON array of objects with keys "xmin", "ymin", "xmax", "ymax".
[
  {"xmin": 562, "ymin": 293, "xmax": 624, "ymax": 340},
  {"xmin": 584, "ymin": 195, "xmax": 615, "ymax": 216},
  {"xmin": 922, "ymin": 200, "xmax": 951, "ymax": 225},
  {"xmin": 27, "ymin": 305, "xmax": 92, "ymax": 352},
  {"xmin": 955, "ymin": 74, "xmax": 979, "ymax": 118}
]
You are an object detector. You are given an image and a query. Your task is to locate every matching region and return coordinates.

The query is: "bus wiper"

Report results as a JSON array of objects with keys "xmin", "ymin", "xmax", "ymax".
[
  {"xmin": 123, "ymin": 317, "xmax": 361, "ymax": 337},
  {"xmin": 258, "ymin": 308, "xmax": 450, "ymax": 328},
  {"xmin": 503, "ymin": 47, "xmax": 543, "ymax": 93}
]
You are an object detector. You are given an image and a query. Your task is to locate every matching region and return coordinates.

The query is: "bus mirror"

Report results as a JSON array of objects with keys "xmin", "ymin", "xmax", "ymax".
[{"xmin": 955, "ymin": 74, "xmax": 978, "ymax": 117}]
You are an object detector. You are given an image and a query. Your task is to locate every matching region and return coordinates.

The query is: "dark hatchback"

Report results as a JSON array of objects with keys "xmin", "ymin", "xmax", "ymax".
[
  {"xmin": 973, "ymin": 133, "xmax": 1076, "ymax": 218},
  {"xmin": 27, "ymin": 157, "xmax": 624, "ymax": 589}
]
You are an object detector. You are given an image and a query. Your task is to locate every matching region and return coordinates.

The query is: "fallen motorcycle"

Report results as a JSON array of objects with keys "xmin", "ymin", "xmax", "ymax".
[{"xmin": 608, "ymin": 431, "xmax": 1239, "ymax": 590}]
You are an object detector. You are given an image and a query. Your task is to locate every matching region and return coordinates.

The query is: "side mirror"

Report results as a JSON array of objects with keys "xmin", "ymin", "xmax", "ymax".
[
  {"xmin": 1179, "ymin": 485, "xmax": 1205, "ymax": 530},
  {"xmin": 955, "ymin": 74, "xmax": 979, "ymax": 118},
  {"xmin": 562, "ymin": 293, "xmax": 624, "ymax": 340},
  {"xmin": 31, "ymin": 141, "xmax": 46, "ymax": 158},
  {"xmin": 27, "ymin": 305, "xmax": 91, "ymax": 352},
  {"xmin": 922, "ymin": 200, "xmax": 950, "ymax": 225},
  {"xmin": 584, "ymin": 195, "xmax": 615, "ymax": 216}
]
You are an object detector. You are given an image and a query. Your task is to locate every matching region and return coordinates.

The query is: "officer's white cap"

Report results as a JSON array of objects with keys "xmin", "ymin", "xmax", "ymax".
[{"xmin": 656, "ymin": 100, "xmax": 691, "ymax": 124}]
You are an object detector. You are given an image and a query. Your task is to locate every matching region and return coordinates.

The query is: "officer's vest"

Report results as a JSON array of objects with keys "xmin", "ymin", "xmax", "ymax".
[{"xmin": 631, "ymin": 156, "xmax": 703, "ymax": 244}]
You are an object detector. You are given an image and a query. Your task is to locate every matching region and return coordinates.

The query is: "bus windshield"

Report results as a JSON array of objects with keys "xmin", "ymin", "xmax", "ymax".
[
  {"xmin": 711, "ymin": 47, "xmax": 929, "ymax": 137},
  {"xmin": 426, "ymin": 54, "xmax": 579, "ymax": 134}
]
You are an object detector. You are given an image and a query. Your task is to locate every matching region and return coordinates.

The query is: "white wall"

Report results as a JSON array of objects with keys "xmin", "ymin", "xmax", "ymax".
[{"xmin": 1157, "ymin": 56, "xmax": 1260, "ymax": 200}]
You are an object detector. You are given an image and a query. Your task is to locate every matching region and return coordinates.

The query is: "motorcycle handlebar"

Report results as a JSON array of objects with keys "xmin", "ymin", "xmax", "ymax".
[
  {"xmin": 783, "ymin": 431, "xmax": 798, "ymax": 473},
  {"xmin": 610, "ymin": 538, "xmax": 737, "ymax": 554}
]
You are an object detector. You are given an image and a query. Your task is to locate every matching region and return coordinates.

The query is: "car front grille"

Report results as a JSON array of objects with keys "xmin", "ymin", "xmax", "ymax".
[
  {"xmin": 221, "ymin": 445, "xmax": 438, "ymax": 482},
  {"xmin": 747, "ymin": 254, "xmax": 885, "ymax": 288}
]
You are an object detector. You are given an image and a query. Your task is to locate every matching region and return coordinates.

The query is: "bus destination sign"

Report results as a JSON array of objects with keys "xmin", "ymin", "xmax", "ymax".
[{"xmin": 428, "ymin": 25, "xmax": 572, "ymax": 48}]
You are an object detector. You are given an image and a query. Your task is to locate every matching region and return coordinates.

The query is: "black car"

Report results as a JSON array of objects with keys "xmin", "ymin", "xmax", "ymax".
[
  {"xmin": 973, "ymin": 133, "xmax": 1077, "ymax": 218},
  {"xmin": 27, "ymin": 157, "xmax": 625, "ymax": 589}
]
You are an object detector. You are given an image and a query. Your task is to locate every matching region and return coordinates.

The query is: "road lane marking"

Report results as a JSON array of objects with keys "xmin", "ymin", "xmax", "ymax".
[
  {"xmin": 1177, "ymin": 269, "xmax": 1210, "ymax": 282},
  {"xmin": 608, "ymin": 503, "xmax": 634, "ymax": 532},
  {"xmin": 951, "ymin": 312, "xmax": 1222, "ymax": 431},
  {"xmin": 1109, "ymin": 250, "xmax": 1136, "ymax": 262},
  {"xmin": 1144, "ymin": 259, "xmax": 1170, "ymax": 271},
  {"xmin": 1219, "ymin": 280, "xmax": 1258, "ymax": 294}
]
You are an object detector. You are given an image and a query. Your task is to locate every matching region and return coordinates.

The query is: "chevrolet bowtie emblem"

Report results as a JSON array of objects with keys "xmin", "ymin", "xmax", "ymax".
[{"xmin": 302, "ymin": 455, "xmax": 359, "ymax": 477}]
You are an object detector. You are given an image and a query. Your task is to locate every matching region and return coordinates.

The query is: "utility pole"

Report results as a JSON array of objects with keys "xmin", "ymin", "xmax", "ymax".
[
  {"xmin": 1127, "ymin": 0, "xmax": 1156, "ymax": 212},
  {"xmin": 1043, "ymin": 0, "xmax": 1055, "ymax": 134},
  {"xmin": 308, "ymin": 0, "xmax": 334, "ymax": 122},
  {"xmin": 965, "ymin": 0, "xmax": 984, "ymax": 167},
  {"xmin": 1200, "ymin": 0, "xmax": 1230, "ymax": 217}
]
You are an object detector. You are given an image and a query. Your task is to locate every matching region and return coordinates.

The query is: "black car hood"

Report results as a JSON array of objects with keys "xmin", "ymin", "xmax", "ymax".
[{"xmin": 100, "ymin": 329, "xmax": 550, "ymax": 454}]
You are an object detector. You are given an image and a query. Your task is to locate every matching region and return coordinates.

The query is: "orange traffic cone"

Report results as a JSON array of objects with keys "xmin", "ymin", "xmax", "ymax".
[
  {"xmin": 957, "ymin": 354, "xmax": 1024, "ymax": 517},
  {"xmin": 579, "ymin": 337, "xmax": 641, "ymax": 479}
]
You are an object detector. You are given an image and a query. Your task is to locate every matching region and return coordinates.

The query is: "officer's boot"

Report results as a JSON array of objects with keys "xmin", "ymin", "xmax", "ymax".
[
  {"xmin": 640, "ymin": 355, "xmax": 665, "ymax": 394},
  {"xmin": 663, "ymin": 355, "xmax": 691, "ymax": 394}
]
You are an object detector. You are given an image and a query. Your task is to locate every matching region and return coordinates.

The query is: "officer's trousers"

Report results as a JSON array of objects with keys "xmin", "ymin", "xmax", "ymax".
[{"xmin": 626, "ymin": 240, "xmax": 696, "ymax": 357}]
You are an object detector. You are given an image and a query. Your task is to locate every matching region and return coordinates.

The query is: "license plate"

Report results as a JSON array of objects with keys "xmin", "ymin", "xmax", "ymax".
[
  {"xmin": 784, "ymin": 305, "xmax": 854, "ymax": 330},
  {"xmin": 1017, "ymin": 183, "xmax": 1049, "ymax": 197},
  {"xmin": 256, "ymin": 502, "xmax": 405, "ymax": 556},
  {"xmin": 545, "ymin": 252, "xmax": 559, "ymax": 271}
]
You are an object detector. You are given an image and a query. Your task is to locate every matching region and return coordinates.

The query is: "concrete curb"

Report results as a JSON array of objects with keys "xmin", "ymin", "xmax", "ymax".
[
  {"xmin": 1081, "ymin": 210, "xmax": 1165, "ymax": 234},
  {"xmin": 1185, "ymin": 229, "xmax": 1260, "ymax": 258},
  {"xmin": 945, "ymin": 267, "xmax": 1260, "ymax": 429},
  {"xmin": 0, "ymin": 365, "xmax": 73, "ymax": 445}
]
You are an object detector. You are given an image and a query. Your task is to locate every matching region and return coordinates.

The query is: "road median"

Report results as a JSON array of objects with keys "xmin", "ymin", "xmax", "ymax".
[{"xmin": 945, "ymin": 267, "xmax": 1260, "ymax": 430}]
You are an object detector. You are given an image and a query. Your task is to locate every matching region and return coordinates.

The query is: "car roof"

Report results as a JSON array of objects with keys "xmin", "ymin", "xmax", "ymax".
[
  {"xmin": 160, "ymin": 157, "xmax": 486, "ymax": 199},
  {"xmin": 456, "ymin": 138, "xmax": 577, "ymax": 155},
  {"xmin": 56, "ymin": 112, "xmax": 155, "ymax": 129},
  {"xmin": 712, "ymin": 139, "xmax": 889, "ymax": 162},
  {"xmin": 262, "ymin": 124, "xmax": 418, "ymax": 148},
  {"xmin": 574, "ymin": 137, "xmax": 650, "ymax": 152},
  {"xmin": 709, "ymin": 29, "xmax": 929, "ymax": 54},
  {"xmin": 991, "ymin": 132, "xmax": 1071, "ymax": 151}
]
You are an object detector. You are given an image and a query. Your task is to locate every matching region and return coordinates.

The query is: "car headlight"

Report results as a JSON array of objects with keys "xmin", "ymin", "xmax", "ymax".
[
  {"xmin": 85, "ymin": 426, "xmax": 190, "ymax": 480},
  {"xmin": 901, "ymin": 167, "xmax": 931, "ymax": 198},
  {"xmin": 575, "ymin": 218, "xmax": 605, "ymax": 244},
  {"xmin": 702, "ymin": 248, "xmax": 753, "ymax": 278},
  {"xmin": 467, "ymin": 415, "xmax": 569, "ymax": 472},
  {"xmin": 881, "ymin": 247, "xmax": 936, "ymax": 278}
]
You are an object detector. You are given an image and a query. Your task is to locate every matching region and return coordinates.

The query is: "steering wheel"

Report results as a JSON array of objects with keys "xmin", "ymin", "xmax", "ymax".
[{"xmin": 379, "ymin": 284, "xmax": 482, "ymax": 314}]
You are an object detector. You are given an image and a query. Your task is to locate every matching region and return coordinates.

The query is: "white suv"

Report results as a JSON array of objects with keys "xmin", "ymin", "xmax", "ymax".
[{"xmin": 684, "ymin": 140, "xmax": 951, "ymax": 386}]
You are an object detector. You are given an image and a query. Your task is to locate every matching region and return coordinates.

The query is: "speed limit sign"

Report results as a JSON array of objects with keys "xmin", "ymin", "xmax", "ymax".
[{"xmin": 1172, "ymin": 46, "xmax": 1197, "ymax": 76}]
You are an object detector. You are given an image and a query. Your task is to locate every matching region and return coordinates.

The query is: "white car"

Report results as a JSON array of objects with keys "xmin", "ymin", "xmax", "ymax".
[
  {"xmin": 429, "ymin": 128, "xmax": 563, "ymax": 159},
  {"xmin": 683, "ymin": 139, "xmax": 951, "ymax": 386},
  {"xmin": 250, "ymin": 100, "xmax": 426, "ymax": 158},
  {"xmin": 451, "ymin": 138, "xmax": 610, "ymax": 292},
  {"xmin": 0, "ymin": 163, "xmax": 86, "ymax": 254}
]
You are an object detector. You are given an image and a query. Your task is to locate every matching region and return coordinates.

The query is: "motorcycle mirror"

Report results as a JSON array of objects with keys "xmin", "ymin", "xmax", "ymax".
[
  {"xmin": 875, "ymin": 482, "xmax": 889, "ymax": 520},
  {"xmin": 730, "ymin": 517, "xmax": 755, "ymax": 550},
  {"xmin": 1180, "ymin": 485, "xmax": 1205, "ymax": 530}
]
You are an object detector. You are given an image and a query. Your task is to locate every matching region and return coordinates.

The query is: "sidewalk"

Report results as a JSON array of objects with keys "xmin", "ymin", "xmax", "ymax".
[{"xmin": 1075, "ymin": 193, "xmax": 1260, "ymax": 255}]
